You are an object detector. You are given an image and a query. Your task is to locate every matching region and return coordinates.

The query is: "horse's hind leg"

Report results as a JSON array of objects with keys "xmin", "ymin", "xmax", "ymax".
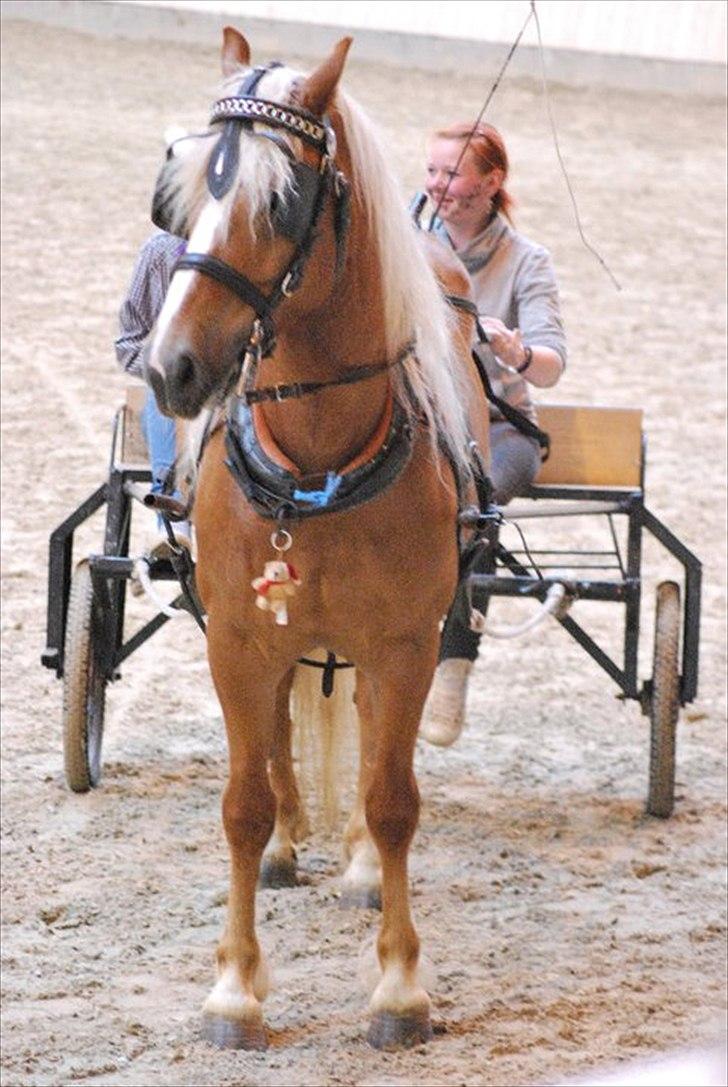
[
  {"xmin": 201, "ymin": 624, "xmax": 278, "ymax": 1050},
  {"xmin": 364, "ymin": 648, "xmax": 437, "ymax": 1049},
  {"xmin": 260, "ymin": 668, "xmax": 309, "ymax": 889},
  {"xmin": 341, "ymin": 671, "xmax": 381, "ymax": 909}
]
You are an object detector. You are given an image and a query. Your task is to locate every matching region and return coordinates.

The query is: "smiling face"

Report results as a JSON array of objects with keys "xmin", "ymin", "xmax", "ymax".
[{"xmin": 425, "ymin": 137, "xmax": 503, "ymax": 237}]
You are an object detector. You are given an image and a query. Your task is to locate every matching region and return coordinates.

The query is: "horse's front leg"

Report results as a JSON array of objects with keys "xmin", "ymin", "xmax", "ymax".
[
  {"xmin": 260, "ymin": 668, "xmax": 309, "ymax": 889},
  {"xmin": 364, "ymin": 645, "xmax": 438, "ymax": 1050},
  {"xmin": 202, "ymin": 621, "xmax": 279, "ymax": 1050}
]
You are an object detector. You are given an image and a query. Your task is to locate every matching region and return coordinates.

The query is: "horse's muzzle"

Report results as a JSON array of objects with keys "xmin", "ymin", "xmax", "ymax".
[{"xmin": 145, "ymin": 349, "xmax": 213, "ymax": 419}]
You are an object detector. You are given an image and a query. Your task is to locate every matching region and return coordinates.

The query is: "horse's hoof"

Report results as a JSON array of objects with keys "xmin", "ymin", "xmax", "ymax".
[
  {"xmin": 339, "ymin": 886, "xmax": 382, "ymax": 911},
  {"xmin": 201, "ymin": 1014, "xmax": 267, "ymax": 1050},
  {"xmin": 259, "ymin": 857, "xmax": 298, "ymax": 889},
  {"xmin": 367, "ymin": 1009, "xmax": 433, "ymax": 1050}
]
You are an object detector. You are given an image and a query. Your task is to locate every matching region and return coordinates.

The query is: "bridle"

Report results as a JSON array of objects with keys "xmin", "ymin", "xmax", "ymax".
[{"xmin": 169, "ymin": 62, "xmax": 351, "ymax": 389}]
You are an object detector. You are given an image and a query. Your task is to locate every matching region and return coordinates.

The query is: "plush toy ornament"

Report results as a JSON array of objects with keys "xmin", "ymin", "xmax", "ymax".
[{"xmin": 251, "ymin": 560, "xmax": 302, "ymax": 626}]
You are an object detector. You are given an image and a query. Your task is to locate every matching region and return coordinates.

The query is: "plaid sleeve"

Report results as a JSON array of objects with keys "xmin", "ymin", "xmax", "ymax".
[{"xmin": 114, "ymin": 234, "xmax": 183, "ymax": 376}]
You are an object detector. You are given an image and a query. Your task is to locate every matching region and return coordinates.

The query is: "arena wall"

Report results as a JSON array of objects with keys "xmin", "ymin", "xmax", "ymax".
[{"xmin": 2, "ymin": 0, "xmax": 726, "ymax": 95}]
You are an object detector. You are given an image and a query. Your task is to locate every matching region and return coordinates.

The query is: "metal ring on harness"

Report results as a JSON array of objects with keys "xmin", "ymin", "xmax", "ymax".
[{"xmin": 271, "ymin": 528, "xmax": 292, "ymax": 552}]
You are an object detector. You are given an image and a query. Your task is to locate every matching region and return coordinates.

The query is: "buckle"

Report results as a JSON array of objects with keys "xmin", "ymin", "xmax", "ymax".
[{"xmin": 280, "ymin": 271, "xmax": 295, "ymax": 296}]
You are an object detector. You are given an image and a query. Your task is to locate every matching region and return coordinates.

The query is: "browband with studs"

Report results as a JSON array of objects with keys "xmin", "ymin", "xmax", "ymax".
[{"xmin": 209, "ymin": 97, "xmax": 328, "ymax": 149}]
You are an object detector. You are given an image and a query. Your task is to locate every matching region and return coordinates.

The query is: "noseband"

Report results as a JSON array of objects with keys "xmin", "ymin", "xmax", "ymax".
[{"xmin": 166, "ymin": 63, "xmax": 350, "ymax": 372}]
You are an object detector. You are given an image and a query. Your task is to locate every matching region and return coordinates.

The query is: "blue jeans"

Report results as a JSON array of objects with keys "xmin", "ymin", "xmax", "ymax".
[
  {"xmin": 141, "ymin": 389, "xmax": 177, "ymax": 494},
  {"xmin": 141, "ymin": 390, "xmax": 190, "ymax": 538},
  {"xmin": 439, "ymin": 421, "xmax": 541, "ymax": 662}
]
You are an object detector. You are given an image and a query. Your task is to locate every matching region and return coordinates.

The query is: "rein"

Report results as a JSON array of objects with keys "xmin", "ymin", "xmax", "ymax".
[{"xmin": 446, "ymin": 293, "xmax": 550, "ymax": 460}]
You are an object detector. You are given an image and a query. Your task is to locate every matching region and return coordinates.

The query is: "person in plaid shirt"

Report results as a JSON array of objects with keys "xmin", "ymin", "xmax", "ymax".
[{"xmin": 115, "ymin": 230, "xmax": 191, "ymax": 551}]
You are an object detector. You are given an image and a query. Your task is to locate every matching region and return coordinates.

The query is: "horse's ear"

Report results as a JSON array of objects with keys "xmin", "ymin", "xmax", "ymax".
[
  {"xmin": 221, "ymin": 26, "xmax": 251, "ymax": 76},
  {"xmin": 299, "ymin": 37, "xmax": 352, "ymax": 116}
]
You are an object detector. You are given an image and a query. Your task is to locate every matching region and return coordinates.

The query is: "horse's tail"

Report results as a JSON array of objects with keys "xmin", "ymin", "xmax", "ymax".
[{"xmin": 290, "ymin": 652, "xmax": 358, "ymax": 832}]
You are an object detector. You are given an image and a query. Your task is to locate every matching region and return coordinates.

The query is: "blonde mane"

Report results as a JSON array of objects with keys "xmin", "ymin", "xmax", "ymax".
[
  {"xmin": 332, "ymin": 88, "xmax": 471, "ymax": 471},
  {"xmin": 170, "ymin": 63, "xmax": 472, "ymax": 472}
]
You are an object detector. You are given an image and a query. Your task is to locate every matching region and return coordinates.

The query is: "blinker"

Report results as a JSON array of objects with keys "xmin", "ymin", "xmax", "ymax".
[
  {"xmin": 273, "ymin": 161, "xmax": 321, "ymax": 244},
  {"xmin": 151, "ymin": 133, "xmax": 325, "ymax": 247},
  {"xmin": 151, "ymin": 150, "xmax": 180, "ymax": 236}
]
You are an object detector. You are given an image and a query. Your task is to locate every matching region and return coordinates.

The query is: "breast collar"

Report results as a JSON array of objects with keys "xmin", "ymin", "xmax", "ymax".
[{"xmin": 224, "ymin": 392, "xmax": 415, "ymax": 521}]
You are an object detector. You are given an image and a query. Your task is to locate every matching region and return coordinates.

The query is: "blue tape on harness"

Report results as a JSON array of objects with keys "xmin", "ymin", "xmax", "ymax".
[{"xmin": 293, "ymin": 472, "xmax": 343, "ymax": 508}]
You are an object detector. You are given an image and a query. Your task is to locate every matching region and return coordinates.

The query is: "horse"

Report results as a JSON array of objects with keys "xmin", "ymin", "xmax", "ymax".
[{"xmin": 146, "ymin": 27, "xmax": 491, "ymax": 1050}]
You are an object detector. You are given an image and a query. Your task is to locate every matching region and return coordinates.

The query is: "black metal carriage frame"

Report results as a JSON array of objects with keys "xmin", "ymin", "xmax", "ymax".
[
  {"xmin": 42, "ymin": 402, "xmax": 702, "ymax": 815},
  {"xmin": 474, "ymin": 477, "xmax": 701, "ymax": 712},
  {"xmin": 41, "ymin": 407, "xmax": 184, "ymax": 686}
]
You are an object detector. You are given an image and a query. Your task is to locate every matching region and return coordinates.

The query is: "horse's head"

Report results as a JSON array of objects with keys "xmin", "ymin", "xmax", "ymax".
[{"xmin": 146, "ymin": 28, "xmax": 352, "ymax": 418}]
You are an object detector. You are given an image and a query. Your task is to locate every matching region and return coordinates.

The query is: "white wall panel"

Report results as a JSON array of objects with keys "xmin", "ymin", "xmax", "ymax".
[{"xmin": 126, "ymin": 0, "xmax": 727, "ymax": 63}]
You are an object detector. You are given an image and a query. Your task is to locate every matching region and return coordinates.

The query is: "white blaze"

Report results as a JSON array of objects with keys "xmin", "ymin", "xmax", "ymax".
[{"xmin": 147, "ymin": 199, "xmax": 226, "ymax": 375}]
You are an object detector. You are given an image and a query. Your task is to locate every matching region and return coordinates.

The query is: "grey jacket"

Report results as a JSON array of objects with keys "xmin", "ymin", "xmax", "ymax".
[{"xmin": 435, "ymin": 213, "xmax": 567, "ymax": 424}]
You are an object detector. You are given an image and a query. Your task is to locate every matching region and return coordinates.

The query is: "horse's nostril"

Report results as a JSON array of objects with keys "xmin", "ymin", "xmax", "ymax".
[
  {"xmin": 147, "ymin": 366, "xmax": 168, "ymax": 412},
  {"xmin": 175, "ymin": 352, "xmax": 197, "ymax": 388}
]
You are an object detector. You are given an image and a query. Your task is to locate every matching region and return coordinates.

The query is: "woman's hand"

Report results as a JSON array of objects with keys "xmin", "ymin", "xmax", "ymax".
[{"xmin": 480, "ymin": 317, "xmax": 527, "ymax": 370}]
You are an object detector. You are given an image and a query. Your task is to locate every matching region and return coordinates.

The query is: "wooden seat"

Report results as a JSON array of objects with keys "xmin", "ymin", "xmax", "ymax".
[
  {"xmin": 531, "ymin": 404, "xmax": 644, "ymax": 490},
  {"xmin": 121, "ymin": 393, "xmax": 644, "ymax": 492},
  {"xmin": 120, "ymin": 383, "xmax": 149, "ymax": 465}
]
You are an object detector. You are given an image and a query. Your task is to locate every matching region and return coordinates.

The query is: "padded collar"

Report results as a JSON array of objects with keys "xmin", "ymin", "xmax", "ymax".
[{"xmin": 224, "ymin": 395, "xmax": 414, "ymax": 521}]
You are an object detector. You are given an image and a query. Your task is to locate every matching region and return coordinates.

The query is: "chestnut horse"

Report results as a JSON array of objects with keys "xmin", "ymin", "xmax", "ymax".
[{"xmin": 147, "ymin": 28, "xmax": 490, "ymax": 1050}]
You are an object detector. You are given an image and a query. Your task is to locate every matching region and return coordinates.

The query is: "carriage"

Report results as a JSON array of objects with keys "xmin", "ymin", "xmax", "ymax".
[
  {"xmin": 40, "ymin": 28, "xmax": 703, "ymax": 1050},
  {"xmin": 42, "ymin": 387, "xmax": 701, "ymax": 817}
]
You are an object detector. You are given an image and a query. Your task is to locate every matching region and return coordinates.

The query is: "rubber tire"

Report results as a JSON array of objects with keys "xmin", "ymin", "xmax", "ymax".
[
  {"xmin": 62, "ymin": 561, "xmax": 107, "ymax": 792},
  {"xmin": 646, "ymin": 580, "xmax": 681, "ymax": 818}
]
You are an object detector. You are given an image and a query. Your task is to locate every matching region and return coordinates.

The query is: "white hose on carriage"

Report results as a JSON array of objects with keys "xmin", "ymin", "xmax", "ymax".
[
  {"xmin": 470, "ymin": 581, "xmax": 570, "ymax": 639},
  {"xmin": 132, "ymin": 557, "xmax": 187, "ymax": 619}
]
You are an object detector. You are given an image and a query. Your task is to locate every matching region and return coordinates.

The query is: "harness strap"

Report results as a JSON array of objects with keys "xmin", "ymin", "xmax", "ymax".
[
  {"xmin": 160, "ymin": 516, "xmax": 207, "ymax": 634},
  {"xmin": 471, "ymin": 350, "xmax": 551, "ymax": 460},
  {"xmin": 207, "ymin": 64, "xmax": 283, "ymax": 200},
  {"xmin": 243, "ymin": 341, "xmax": 414, "ymax": 405},
  {"xmin": 176, "ymin": 252, "xmax": 275, "ymax": 322}
]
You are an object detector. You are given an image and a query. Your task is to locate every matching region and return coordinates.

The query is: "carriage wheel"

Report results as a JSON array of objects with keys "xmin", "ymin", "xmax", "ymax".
[
  {"xmin": 62, "ymin": 561, "xmax": 107, "ymax": 792},
  {"xmin": 646, "ymin": 580, "xmax": 681, "ymax": 818}
]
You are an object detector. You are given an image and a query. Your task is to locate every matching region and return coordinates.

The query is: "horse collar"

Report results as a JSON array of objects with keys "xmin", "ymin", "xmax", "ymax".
[{"xmin": 224, "ymin": 394, "xmax": 415, "ymax": 521}]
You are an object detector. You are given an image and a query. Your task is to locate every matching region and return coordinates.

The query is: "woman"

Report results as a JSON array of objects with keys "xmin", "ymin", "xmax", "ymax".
[{"xmin": 420, "ymin": 121, "xmax": 567, "ymax": 747}]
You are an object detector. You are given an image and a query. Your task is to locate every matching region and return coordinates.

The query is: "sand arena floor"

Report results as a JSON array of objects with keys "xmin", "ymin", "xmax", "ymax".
[{"xmin": 1, "ymin": 17, "xmax": 726, "ymax": 1087}]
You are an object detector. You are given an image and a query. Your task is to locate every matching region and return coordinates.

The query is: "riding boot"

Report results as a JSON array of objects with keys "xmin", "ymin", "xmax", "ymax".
[
  {"xmin": 419, "ymin": 658, "xmax": 474, "ymax": 747},
  {"xmin": 419, "ymin": 586, "xmax": 482, "ymax": 747}
]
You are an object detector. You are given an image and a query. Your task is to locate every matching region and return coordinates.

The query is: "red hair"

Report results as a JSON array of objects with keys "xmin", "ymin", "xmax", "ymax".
[{"xmin": 434, "ymin": 122, "xmax": 515, "ymax": 223}]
